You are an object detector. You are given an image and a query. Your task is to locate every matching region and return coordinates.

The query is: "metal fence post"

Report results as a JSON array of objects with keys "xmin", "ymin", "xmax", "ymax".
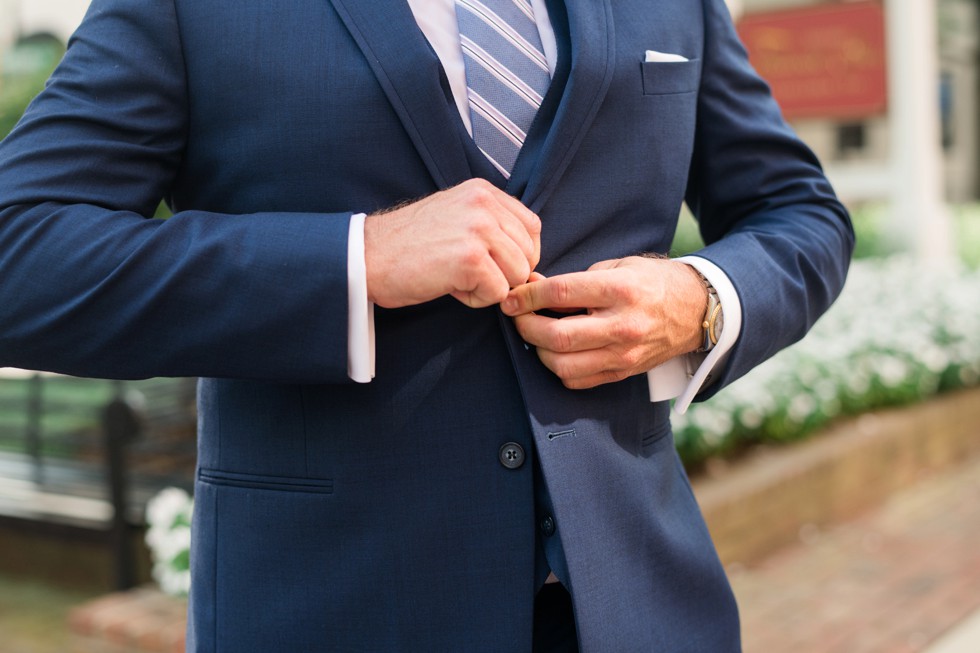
[
  {"xmin": 102, "ymin": 392, "xmax": 141, "ymax": 590},
  {"xmin": 25, "ymin": 372, "xmax": 44, "ymax": 485}
]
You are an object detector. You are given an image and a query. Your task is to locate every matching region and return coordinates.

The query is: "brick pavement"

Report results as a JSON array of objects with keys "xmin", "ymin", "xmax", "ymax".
[
  {"xmin": 68, "ymin": 587, "xmax": 186, "ymax": 653},
  {"xmin": 731, "ymin": 452, "xmax": 980, "ymax": 653}
]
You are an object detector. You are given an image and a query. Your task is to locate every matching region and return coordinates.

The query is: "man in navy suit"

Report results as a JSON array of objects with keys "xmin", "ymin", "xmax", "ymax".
[{"xmin": 0, "ymin": 0, "xmax": 852, "ymax": 650}]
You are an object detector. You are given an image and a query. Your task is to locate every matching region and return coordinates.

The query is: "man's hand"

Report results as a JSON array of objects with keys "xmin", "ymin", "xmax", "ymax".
[
  {"xmin": 501, "ymin": 257, "xmax": 707, "ymax": 389},
  {"xmin": 364, "ymin": 179, "xmax": 541, "ymax": 309}
]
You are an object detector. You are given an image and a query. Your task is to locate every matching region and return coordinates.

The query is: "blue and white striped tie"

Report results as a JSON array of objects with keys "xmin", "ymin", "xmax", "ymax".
[{"xmin": 455, "ymin": 0, "xmax": 551, "ymax": 179}]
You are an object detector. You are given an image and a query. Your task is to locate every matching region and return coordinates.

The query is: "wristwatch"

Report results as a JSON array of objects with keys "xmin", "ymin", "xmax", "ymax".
[{"xmin": 695, "ymin": 272, "xmax": 724, "ymax": 353}]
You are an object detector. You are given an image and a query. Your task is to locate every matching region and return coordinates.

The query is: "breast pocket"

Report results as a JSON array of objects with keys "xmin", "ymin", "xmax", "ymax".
[{"xmin": 641, "ymin": 59, "xmax": 702, "ymax": 96}]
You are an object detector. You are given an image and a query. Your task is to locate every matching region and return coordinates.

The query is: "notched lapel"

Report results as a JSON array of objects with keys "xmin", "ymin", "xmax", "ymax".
[
  {"xmin": 328, "ymin": 0, "xmax": 473, "ymax": 189},
  {"xmin": 520, "ymin": 0, "xmax": 615, "ymax": 212}
]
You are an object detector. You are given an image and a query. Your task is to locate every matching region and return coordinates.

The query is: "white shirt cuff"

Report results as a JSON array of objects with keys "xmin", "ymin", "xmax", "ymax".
[
  {"xmin": 347, "ymin": 213, "xmax": 375, "ymax": 383},
  {"xmin": 646, "ymin": 256, "xmax": 742, "ymax": 413}
]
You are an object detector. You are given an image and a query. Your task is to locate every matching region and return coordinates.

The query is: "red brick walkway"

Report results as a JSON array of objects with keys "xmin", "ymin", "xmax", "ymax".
[{"xmin": 732, "ymin": 453, "xmax": 980, "ymax": 653}]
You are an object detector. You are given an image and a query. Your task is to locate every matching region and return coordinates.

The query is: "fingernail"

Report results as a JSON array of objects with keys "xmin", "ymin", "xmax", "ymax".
[{"xmin": 501, "ymin": 298, "xmax": 517, "ymax": 313}]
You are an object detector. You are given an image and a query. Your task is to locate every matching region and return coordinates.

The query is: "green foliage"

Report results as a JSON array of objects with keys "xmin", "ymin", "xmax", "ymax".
[
  {"xmin": 850, "ymin": 202, "xmax": 980, "ymax": 267},
  {"xmin": 154, "ymin": 202, "xmax": 173, "ymax": 219},
  {"xmin": 1, "ymin": 39, "xmax": 63, "ymax": 140},
  {"xmin": 951, "ymin": 203, "xmax": 980, "ymax": 268},
  {"xmin": 670, "ymin": 204, "xmax": 704, "ymax": 256},
  {"xmin": 0, "ymin": 72, "xmax": 46, "ymax": 139},
  {"xmin": 0, "ymin": 37, "xmax": 65, "ymax": 138},
  {"xmin": 0, "ymin": 376, "xmax": 117, "ymax": 456},
  {"xmin": 0, "ymin": 376, "xmax": 188, "ymax": 457},
  {"xmin": 847, "ymin": 203, "xmax": 899, "ymax": 259}
]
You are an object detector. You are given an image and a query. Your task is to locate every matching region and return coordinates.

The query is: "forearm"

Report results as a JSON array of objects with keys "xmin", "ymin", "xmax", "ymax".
[{"xmin": 0, "ymin": 201, "xmax": 354, "ymax": 382}]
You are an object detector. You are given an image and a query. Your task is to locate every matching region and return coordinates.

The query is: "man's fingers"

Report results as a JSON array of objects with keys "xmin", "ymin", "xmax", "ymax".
[
  {"xmin": 495, "ymin": 190, "xmax": 542, "ymax": 267},
  {"xmin": 513, "ymin": 307, "xmax": 666, "ymax": 388},
  {"xmin": 535, "ymin": 347, "xmax": 636, "ymax": 389},
  {"xmin": 451, "ymin": 252, "xmax": 512, "ymax": 308},
  {"xmin": 503, "ymin": 272, "xmax": 613, "ymax": 316},
  {"xmin": 512, "ymin": 311, "xmax": 628, "ymax": 354},
  {"xmin": 502, "ymin": 256, "xmax": 695, "ymax": 390},
  {"xmin": 488, "ymin": 239, "xmax": 533, "ymax": 290},
  {"xmin": 492, "ymin": 211, "xmax": 539, "ymax": 276}
]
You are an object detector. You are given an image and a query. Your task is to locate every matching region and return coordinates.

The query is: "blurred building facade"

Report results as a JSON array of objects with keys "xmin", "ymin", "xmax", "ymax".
[{"xmin": 737, "ymin": 0, "xmax": 979, "ymax": 206}]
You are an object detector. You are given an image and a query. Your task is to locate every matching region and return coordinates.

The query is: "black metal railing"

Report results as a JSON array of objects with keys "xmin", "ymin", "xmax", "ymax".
[{"xmin": 0, "ymin": 372, "xmax": 197, "ymax": 589}]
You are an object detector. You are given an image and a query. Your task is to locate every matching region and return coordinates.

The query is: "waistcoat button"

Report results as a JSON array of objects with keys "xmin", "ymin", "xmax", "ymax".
[
  {"xmin": 498, "ymin": 442, "xmax": 525, "ymax": 469},
  {"xmin": 539, "ymin": 515, "xmax": 556, "ymax": 536}
]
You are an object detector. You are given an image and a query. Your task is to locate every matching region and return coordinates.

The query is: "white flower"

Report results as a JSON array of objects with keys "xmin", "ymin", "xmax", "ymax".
[
  {"xmin": 738, "ymin": 408, "xmax": 763, "ymax": 430},
  {"xmin": 787, "ymin": 394, "xmax": 817, "ymax": 423},
  {"xmin": 146, "ymin": 487, "xmax": 192, "ymax": 530},
  {"xmin": 876, "ymin": 356, "xmax": 909, "ymax": 387},
  {"xmin": 145, "ymin": 486, "xmax": 194, "ymax": 597}
]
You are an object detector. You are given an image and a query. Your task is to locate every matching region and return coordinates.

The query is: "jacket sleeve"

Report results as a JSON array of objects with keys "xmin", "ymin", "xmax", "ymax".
[
  {"xmin": 684, "ymin": 0, "xmax": 855, "ymax": 399},
  {"xmin": 0, "ymin": 0, "xmax": 353, "ymax": 383}
]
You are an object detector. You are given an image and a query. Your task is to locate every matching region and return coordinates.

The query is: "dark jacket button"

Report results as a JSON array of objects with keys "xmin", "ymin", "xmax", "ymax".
[
  {"xmin": 498, "ymin": 442, "xmax": 525, "ymax": 469},
  {"xmin": 539, "ymin": 515, "xmax": 556, "ymax": 537}
]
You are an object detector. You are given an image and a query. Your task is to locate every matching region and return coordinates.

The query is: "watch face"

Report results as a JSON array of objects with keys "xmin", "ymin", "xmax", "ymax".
[{"xmin": 710, "ymin": 304, "xmax": 724, "ymax": 345}]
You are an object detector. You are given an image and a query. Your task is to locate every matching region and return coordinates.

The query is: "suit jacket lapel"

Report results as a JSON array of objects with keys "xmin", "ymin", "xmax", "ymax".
[
  {"xmin": 328, "ymin": 0, "xmax": 473, "ymax": 189},
  {"xmin": 328, "ymin": 0, "xmax": 615, "ymax": 203},
  {"xmin": 517, "ymin": 0, "xmax": 615, "ymax": 212}
]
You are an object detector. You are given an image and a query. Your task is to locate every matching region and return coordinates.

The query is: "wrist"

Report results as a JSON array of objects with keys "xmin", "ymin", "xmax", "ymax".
[
  {"xmin": 362, "ymin": 212, "xmax": 393, "ymax": 307},
  {"xmin": 680, "ymin": 263, "xmax": 710, "ymax": 354}
]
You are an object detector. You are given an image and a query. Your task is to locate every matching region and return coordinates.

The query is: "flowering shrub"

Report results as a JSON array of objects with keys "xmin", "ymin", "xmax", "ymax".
[
  {"xmin": 145, "ymin": 487, "xmax": 193, "ymax": 597},
  {"xmin": 673, "ymin": 256, "xmax": 980, "ymax": 466}
]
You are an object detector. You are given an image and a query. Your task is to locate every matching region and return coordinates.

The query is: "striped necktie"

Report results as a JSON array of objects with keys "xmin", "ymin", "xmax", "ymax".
[{"xmin": 455, "ymin": 0, "xmax": 551, "ymax": 179}]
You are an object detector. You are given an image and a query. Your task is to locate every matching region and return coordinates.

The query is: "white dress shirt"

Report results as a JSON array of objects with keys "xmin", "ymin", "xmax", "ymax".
[{"xmin": 347, "ymin": 0, "xmax": 742, "ymax": 414}]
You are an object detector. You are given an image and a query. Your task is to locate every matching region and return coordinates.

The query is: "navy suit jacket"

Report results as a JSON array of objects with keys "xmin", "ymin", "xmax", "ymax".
[{"xmin": 0, "ymin": 0, "xmax": 853, "ymax": 650}]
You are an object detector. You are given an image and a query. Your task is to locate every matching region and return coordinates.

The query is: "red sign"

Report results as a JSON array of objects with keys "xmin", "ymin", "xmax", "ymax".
[{"xmin": 737, "ymin": 1, "xmax": 887, "ymax": 120}]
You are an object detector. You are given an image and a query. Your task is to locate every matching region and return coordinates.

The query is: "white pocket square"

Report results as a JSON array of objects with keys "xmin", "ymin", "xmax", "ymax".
[{"xmin": 644, "ymin": 50, "xmax": 689, "ymax": 63}]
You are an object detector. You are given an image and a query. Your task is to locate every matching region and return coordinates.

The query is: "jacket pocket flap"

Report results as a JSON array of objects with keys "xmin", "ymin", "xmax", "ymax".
[{"xmin": 198, "ymin": 468, "xmax": 334, "ymax": 494}]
